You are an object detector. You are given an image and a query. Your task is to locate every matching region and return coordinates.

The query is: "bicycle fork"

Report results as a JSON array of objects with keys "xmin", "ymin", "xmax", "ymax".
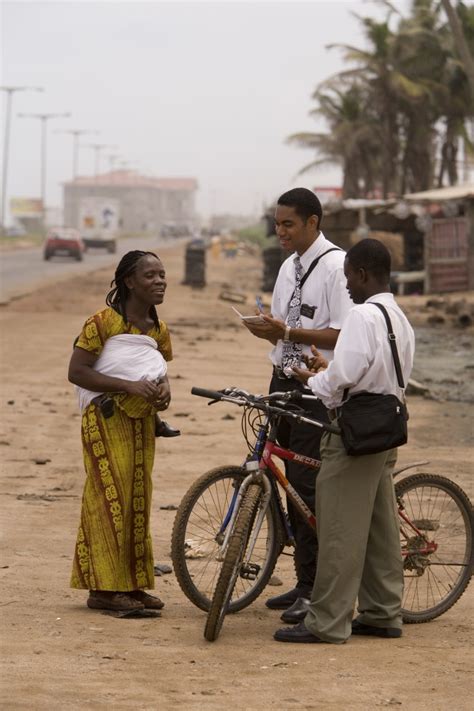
[{"xmin": 215, "ymin": 460, "xmax": 272, "ymax": 579}]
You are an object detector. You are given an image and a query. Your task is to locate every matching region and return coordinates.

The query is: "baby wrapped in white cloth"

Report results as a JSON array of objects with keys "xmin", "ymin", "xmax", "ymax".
[{"xmin": 76, "ymin": 333, "xmax": 167, "ymax": 413}]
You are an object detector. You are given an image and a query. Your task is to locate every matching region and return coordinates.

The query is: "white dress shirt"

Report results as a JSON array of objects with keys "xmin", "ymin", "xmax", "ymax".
[
  {"xmin": 270, "ymin": 232, "xmax": 353, "ymax": 364},
  {"xmin": 307, "ymin": 292, "xmax": 415, "ymax": 409}
]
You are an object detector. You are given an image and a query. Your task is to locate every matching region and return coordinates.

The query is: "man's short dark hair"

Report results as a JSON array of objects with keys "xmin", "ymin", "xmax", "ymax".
[
  {"xmin": 277, "ymin": 188, "xmax": 323, "ymax": 227},
  {"xmin": 346, "ymin": 238, "xmax": 391, "ymax": 281}
]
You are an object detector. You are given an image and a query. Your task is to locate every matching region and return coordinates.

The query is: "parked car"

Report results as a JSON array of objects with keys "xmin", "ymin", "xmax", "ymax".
[
  {"xmin": 5, "ymin": 224, "xmax": 27, "ymax": 237},
  {"xmin": 43, "ymin": 228, "xmax": 84, "ymax": 261}
]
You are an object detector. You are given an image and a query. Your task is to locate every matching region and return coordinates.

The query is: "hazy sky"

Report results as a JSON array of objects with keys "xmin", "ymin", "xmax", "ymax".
[{"xmin": 2, "ymin": 0, "xmax": 410, "ymax": 220}]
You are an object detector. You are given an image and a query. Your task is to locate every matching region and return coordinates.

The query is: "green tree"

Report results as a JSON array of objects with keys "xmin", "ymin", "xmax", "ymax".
[
  {"xmin": 287, "ymin": 83, "xmax": 381, "ymax": 197},
  {"xmin": 289, "ymin": 0, "xmax": 474, "ymax": 197}
]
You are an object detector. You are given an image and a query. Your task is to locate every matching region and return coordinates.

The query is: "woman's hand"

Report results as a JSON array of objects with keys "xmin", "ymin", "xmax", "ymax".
[
  {"xmin": 124, "ymin": 377, "xmax": 171, "ymax": 410},
  {"xmin": 154, "ymin": 378, "xmax": 171, "ymax": 411},
  {"xmin": 125, "ymin": 379, "xmax": 162, "ymax": 403}
]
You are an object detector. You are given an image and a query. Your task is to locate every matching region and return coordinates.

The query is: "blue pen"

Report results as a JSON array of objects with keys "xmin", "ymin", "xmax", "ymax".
[{"xmin": 256, "ymin": 295, "xmax": 264, "ymax": 313}]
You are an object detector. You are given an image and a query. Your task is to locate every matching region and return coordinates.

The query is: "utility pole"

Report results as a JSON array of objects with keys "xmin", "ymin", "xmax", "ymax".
[
  {"xmin": 0, "ymin": 85, "xmax": 43, "ymax": 232},
  {"xmin": 106, "ymin": 153, "xmax": 121, "ymax": 182},
  {"xmin": 17, "ymin": 111, "xmax": 71, "ymax": 224},
  {"xmin": 85, "ymin": 143, "xmax": 117, "ymax": 178},
  {"xmin": 56, "ymin": 128, "xmax": 100, "ymax": 180}
]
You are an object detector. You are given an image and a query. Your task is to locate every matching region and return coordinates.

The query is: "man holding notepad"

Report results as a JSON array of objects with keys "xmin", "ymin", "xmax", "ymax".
[{"xmin": 244, "ymin": 187, "xmax": 352, "ymax": 623}]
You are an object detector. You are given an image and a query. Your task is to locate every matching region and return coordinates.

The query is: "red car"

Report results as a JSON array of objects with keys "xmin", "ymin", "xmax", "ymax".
[{"xmin": 43, "ymin": 228, "xmax": 84, "ymax": 261}]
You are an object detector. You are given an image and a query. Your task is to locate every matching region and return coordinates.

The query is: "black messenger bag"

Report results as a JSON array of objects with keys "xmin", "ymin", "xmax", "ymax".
[{"xmin": 338, "ymin": 303, "xmax": 408, "ymax": 456}]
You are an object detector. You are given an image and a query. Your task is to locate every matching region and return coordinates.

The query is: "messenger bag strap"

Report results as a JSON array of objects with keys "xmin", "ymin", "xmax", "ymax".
[
  {"xmin": 298, "ymin": 247, "xmax": 342, "ymax": 291},
  {"xmin": 342, "ymin": 301, "xmax": 405, "ymax": 402},
  {"xmin": 373, "ymin": 302, "xmax": 405, "ymax": 389}
]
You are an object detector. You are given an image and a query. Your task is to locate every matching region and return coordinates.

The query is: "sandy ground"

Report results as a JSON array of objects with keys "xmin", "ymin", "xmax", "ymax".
[{"xmin": 0, "ymin": 243, "xmax": 473, "ymax": 711}]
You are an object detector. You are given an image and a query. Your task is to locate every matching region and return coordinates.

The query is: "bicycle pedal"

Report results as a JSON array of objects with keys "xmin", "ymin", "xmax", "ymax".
[{"xmin": 240, "ymin": 563, "xmax": 261, "ymax": 580}]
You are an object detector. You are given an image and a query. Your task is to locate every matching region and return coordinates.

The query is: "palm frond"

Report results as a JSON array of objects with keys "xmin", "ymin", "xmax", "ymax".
[
  {"xmin": 366, "ymin": 0, "xmax": 403, "ymax": 18},
  {"xmin": 294, "ymin": 158, "xmax": 340, "ymax": 179},
  {"xmin": 390, "ymin": 72, "xmax": 430, "ymax": 100}
]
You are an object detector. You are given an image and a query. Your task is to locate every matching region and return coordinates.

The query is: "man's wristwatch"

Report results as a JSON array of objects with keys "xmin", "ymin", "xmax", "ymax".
[{"xmin": 283, "ymin": 326, "xmax": 291, "ymax": 342}]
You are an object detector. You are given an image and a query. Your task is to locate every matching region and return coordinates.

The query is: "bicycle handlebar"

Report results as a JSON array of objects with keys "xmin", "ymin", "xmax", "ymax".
[
  {"xmin": 191, "ymin": 386, "xmax": 226, "ymax": 401},
  {"xmin": 191, "ymin": 386, "xmax": 341, "ymax": 435}
]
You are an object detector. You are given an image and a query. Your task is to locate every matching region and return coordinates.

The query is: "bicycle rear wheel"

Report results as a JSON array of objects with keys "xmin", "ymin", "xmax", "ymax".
[
  {"xmin": 171, "ymin": 466, "xmax": 282, "ymax": 612},
  {"xmin": 204, "ymin": 484, "xmax": 263, "ymax": 641},
  {"xmin": 396, "ymin": 473, "xmax": 473, "ymax": 623}
]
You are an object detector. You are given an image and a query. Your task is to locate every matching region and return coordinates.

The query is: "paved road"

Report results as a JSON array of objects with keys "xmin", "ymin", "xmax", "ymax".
[{"xmin": 0, "ymin": 236, "xmax": 184, "ymax": 303}]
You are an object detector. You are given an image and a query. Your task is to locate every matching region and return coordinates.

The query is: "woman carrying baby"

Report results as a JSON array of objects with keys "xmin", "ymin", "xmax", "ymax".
[{"xmin": 68, "ymin": 250, "xmax": 173, "ymax": 612}]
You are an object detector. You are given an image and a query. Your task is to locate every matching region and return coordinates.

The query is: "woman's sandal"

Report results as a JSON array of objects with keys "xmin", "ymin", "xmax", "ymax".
[
  {"xmin": 128, "ymin": 590, "xmax": 165, "ymax": 610},
  {"xmin": 87, "ymin": 592, "xmax": 144, "ymax": 611}
]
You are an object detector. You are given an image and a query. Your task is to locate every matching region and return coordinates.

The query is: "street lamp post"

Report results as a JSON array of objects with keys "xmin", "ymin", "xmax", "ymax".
[
  {"xmin": 107, "ymin": 153, "xmax": 120, "ymax": 172},
  {"xmin": 17, "ymin": 111, "xmax": 71, "ymax": 224},
  {"xmin": 85, "ymin": 143, "xmax": 118, "ymax": 178},
  {"xmin": 56, "ymin": 128, "xmax": 100, "ymax": 179},
  {"xmin": 106, "ymin": 154, "xmax": 122, "ymax": 183},
  {"xmin": 0, "ymin": 85, "xmax": 43, "ymax": 232}
]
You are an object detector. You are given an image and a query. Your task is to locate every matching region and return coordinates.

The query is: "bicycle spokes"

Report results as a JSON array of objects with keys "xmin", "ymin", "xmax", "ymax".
[{"xmin": 396, "ymin": 475, "xmax": 473, "ymax": 622}]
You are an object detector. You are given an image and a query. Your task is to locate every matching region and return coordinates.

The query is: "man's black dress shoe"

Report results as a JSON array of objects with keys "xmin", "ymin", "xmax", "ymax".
[
  {"xmin": 280, "ymin": 597, "xmax": 310, "ymax": 624},
  {"xmin": 266, "ymin": 587, "xmax": 308, "ymax": 610},
  {"xmin": 274, "ymin": 622, "xmax": 325, "ymax": 644},
  {"xmin": 352, "ymin": 619, "xmax": 402, "ymax": 638},
  {"xmin": 155, "ymin": 420, "xmax": 181, "ymax": 438}
]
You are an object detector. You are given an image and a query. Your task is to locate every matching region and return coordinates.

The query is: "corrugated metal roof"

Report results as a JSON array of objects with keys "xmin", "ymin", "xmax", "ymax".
[
  {"xmin": 342, "ymin": 198, "xmax": 394, "ymax": 209},
  {"xmin": 65, "ymin": 170, "xmax": 198, "ymax": 191},
  {"xmin": 404, "ymin": 184, "xmax": 474, "ymax": 202}
]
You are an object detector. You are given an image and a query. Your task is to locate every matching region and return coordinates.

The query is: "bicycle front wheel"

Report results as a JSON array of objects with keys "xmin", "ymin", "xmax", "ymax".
[
  {"xmin": 396, "ymin": 473, "xmax": 473, "ymax": 623},
  {"xmin": 171, "ymin": 466, "xmax": 282, "ymax": 613},
  {"xmin": 204, "ymin": 484, "xmax": 263, "ymax": 641}
]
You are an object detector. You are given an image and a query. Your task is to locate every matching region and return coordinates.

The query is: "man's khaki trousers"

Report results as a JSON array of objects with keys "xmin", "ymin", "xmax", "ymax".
[{"xmin": 304, "ymin": 431, "xmax": 403, "ymax": 643}]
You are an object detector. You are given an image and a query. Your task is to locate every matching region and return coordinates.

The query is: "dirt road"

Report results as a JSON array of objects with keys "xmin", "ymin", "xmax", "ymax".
[{"xmin": 1, "ymin": 244, "xmax": 472, "ymax": 710}]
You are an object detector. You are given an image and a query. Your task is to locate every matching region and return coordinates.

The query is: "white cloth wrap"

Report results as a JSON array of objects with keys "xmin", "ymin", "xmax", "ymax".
[{"xmin": 76, "ymin": 333, "xmax": 167, "ymax": 413}]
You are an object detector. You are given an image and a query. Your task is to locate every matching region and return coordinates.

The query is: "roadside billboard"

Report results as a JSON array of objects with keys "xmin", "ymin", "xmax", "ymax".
[
  {"xmin": 10, "ymin": 198, "xmax": 43, "ymax": 217},
  {"xmin": 313, "ymin": 187, "xmax": 343, "ymax": 204}
]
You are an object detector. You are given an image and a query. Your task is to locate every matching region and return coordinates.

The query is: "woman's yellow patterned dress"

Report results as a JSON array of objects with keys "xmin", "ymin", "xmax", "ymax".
[{"xmin": 70, "ymin": 307, "xmax": 172, "ymax": 592}]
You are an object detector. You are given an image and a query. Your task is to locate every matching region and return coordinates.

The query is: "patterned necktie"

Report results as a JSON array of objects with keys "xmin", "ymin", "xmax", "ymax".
[{"xmin": 281, "ymin": 255, "xmax": 303, "ymax": 373}]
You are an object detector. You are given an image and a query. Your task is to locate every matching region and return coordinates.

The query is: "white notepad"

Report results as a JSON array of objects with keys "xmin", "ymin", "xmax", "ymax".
[{"xmin": 231, "ymin": 306, "xmax": 265, "ymax": 324}]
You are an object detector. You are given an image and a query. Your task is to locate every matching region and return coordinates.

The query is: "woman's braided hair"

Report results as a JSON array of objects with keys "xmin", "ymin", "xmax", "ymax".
[{"xmin": 106, "ymin": 250, "xmax": 161, "ymax": 328}]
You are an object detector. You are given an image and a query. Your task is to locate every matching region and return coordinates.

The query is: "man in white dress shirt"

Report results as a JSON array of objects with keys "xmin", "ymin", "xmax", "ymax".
[
  {"xmin": 274, "ymin": 238, "xmax": 415, "ymax": 644},
  {"xmin": 244, "ymin": 188, "xmax": 353, "ymax": 623}
]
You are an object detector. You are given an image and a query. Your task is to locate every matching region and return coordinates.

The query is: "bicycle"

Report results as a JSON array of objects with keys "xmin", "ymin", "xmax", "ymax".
[{"xmin": 171, "ymin": 386, "xmax": 473, "ymax": 642}]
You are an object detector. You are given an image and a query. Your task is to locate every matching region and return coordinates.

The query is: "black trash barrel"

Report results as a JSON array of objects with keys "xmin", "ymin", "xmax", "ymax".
[
  {"xmin": 183, "ymin": 240, "xmax": 206, "ymax": 287},
  {"xmin": 262, "ymin": 244, "xmax": 286, "ymax": 293}
]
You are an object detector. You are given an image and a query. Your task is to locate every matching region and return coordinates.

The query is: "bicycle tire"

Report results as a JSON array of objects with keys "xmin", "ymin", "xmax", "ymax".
[
  {"xmin": 204, "ymin": 484, "xmax": 263, "ymax": 641},
  {"xmin": 396, "ymin": 473, "xmax": 473, "ymax": 623},
  {"xmin": 171, "ymin": 466, "xmax": 282, "ymax": 612}
]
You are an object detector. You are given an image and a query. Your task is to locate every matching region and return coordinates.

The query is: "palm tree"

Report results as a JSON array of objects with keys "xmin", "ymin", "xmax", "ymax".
[
  {"xmin": 288, "ymin": 0, "xmax": 474, "ymax": 196},
  {"xmin": 441, "ymin": 0, "xmax": 474, "ymax": 98},
  {"xmin": 287, "ymin": 83, "xmax": 381, "ymax": 197},
  {"xmin": 437, "ymin": 1, "xmax": 474, "ymax": 184}
]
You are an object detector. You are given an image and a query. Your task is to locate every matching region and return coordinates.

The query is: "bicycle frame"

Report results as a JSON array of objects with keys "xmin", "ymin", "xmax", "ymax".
[
  {"xmin": 216, "ymin": 413, "xmax": 319, "ymax": 563},
  {"xmin": 216, "ymin": 412, "xmax": 438, "ymax": 569}
]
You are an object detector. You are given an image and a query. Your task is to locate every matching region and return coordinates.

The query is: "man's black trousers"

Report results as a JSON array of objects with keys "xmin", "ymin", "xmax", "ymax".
[{"xmin": 269, "ymin": 371, "xmax": 329, "ymax": 594}]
